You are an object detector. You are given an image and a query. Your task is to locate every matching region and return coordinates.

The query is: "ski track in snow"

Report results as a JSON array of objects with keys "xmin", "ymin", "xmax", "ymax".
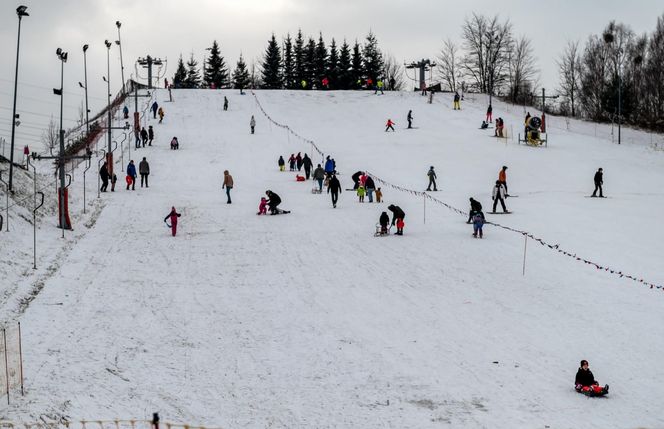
[{"xmin": 1, "ymin": 90, "xmax": 663, "ymax": 428}]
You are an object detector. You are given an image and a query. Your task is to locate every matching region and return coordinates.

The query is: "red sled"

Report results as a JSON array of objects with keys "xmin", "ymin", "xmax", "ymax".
[
  {"xmin": 296, "ymin": 175, "xmax": 306, "ymax": 182},
  {"xmin": 125, "ymin": 175, "xmax": 133, "ymax": 184}
]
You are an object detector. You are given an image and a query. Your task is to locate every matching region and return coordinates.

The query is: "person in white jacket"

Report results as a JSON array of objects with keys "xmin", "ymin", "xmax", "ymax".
[{"xmin": 491, "ymin": 180, "xmax": 508, "ymax": 213}]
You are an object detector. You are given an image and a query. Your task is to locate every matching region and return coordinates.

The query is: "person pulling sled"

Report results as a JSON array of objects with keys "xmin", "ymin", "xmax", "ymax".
[{"xmin": 164, "ymin": 206, "xmax": 182, "ymax": 237}]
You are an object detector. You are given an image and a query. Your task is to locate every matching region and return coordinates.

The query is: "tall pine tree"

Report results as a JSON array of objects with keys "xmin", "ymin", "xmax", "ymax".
[
  {"xmin": 232, "ymin": 53, "xmax": 250, "ymax": 91},
  {"xmin": 337, "ymin": 40, "xmax": 352, "ymax": 90},
  {"xmin": 204, "ymin": 40, "xmax": 229, "ymax": 88},
  {"xmin": 283, "ymin": 34, "xmax": 295, "ymax": 89},
  {"xmin": 327, "ymin": 38, "xmax": 339, "ymax": 89},
  {"xmin": 314, "ymin": 33, "xmax": 328, "ymax": 87},
  {"xmin": 304, "ymin": 37, "xmax": 316, "ymax": 88},
  {"xmin": 362, "ymin": 31, "xmax": 384, "ymax": 83},
  {"xmin": 294, "ymin": 29, "xmax": 305, "ymax": 88},
  {"xmin": 184, "ymin": 53, "xmax": 201, "ymax": 88},
  {"xmin": 261, "ymin": 34, "xmax": 283, "ymax": 89},
  {"xmin": 351, "ymin": 41, "xmax": 364, "ymax": 89},
  {"xmin": 173, "ymin": 54, "xmax": 187, "ymax": 88}
]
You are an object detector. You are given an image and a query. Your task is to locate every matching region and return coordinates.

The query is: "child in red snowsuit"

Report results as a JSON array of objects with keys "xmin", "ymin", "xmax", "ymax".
[
  {"xmin": 396, "ymin": 218, "xmax": 405, "ymax": 235},
  {"xmin": 257, "ymin": 197, "xmax": 267, "ymax": 215},
  {"xmin": 164, "ymin": 206, "xmax": 181, "ymax": 236},
  {"xmin": 385, "ymin": 119, "xmax": 395, "ymax": 132}
]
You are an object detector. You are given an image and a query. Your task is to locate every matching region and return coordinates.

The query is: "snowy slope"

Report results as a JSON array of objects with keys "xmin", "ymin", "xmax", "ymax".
[{"xmin": 2, "ymin": 89, "xmax": 664, "ymax": 428}]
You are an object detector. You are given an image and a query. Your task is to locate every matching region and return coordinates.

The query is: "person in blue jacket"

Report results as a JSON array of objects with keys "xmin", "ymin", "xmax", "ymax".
[
  {"xmin": 126, "ymin": 160, "xmax": 137, "ymax": 191},
  {"xmin": 324, "ymin": 156, "xmax": 335, "ymax": 176},
  {"xmin": 123, "ymin": 105, "xmax": 129, "ymax": 119},
  {"xmin": 151, "ymin": 101, "xmax": 159, "ymax": 119}
]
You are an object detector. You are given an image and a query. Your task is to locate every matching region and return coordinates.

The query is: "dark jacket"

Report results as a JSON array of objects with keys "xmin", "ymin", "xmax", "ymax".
[
  {"xmin": 407, "ymin": 111, "xmax": 413, "ymax": 120},
  {"xmin": 302, "ymin": 155, "xmax": 313, "ymax": 169},
  {"xmin": 427, "ymin": 168, "xmax": 436, "ymax": 179},
  {"xmin": 151, "ymin": 102, "xmax": 158, "ymax": 112},
  {"xmin": 313, "ymin": 167, "xmax": 325, "ymax": 180},
  {"xmin": 594, "ymin": 171, "xmax": 603, "ymax": 185},
  {"xmin": 278, "ymin": 156, "xmax": 285, "ymax": 166},
  {"xmin": 575, "ymin": 368, "xmax": 596, "ymax": 387},
  {"xmin": 351, "ymin": 171, "xmax": 363, "ymax": 183},
  {"xmin": 148, "ymin": 127, "xmax": 154, "ymax": 139},
  {"xmin": 266, "ymin": 191, "xmax": 281, "ymax": 207},
  {"xmin": 100, "ymin": 164, "xmax": 109, "ymax": 180},
  {"xmin": 379, "ymin": 212, "xmax": 390, "ymax": 227},
  {"xmin": 139, "ymin": 160, "xmax": 150, "ymax": 174},
  {"xmin": 140, "ymin": 128, "xmax": 148, "ymax": 140},
  {"xmin": 388, "ymin": 204, "xmax": 405, "ymax": 225},
  {"xmin": 328, "ymin": 176, "xmax": 342, "ymax": 193},
  {"xmin": 470, "ymin": 198, "xmax": 482, "ymax": 212},
  {"xmin": 365, "ymin": 177, "xmax": 376, "ymax": 189}
]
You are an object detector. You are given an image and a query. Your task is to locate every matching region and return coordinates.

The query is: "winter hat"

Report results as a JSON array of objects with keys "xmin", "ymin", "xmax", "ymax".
[{"xmin": 580, "ymin": 360, "xmax": 588, "ymax": 367}]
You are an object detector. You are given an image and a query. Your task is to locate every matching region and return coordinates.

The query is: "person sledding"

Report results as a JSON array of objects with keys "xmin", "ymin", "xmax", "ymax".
[
  {"xmin": 377, "ymin": 211, "xmax": 390, "ymax": 236},
  {"xmin": 163, "ymin": 206, "xmax": 181, "ymax": 237},
  {"xmin": 575, "ymin": 360, "xmax": 609, "ymax": 396},
  {"xmin": 387, "ymin": 204, "xmax": 405, "ymax": 235},
  {"xmin": 385, "ymin": 119, "xmax": 395, "ymax": 132},
  {"xmin": 265, "ymin": 190, "xmax": 289, "ymax": 215}
]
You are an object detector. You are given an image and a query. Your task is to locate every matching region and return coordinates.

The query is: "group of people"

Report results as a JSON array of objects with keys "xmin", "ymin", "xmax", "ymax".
[
  {"xmin": 134, "ymin": 126, "xmax": 155, "ymax": 149},
  {"xmin": 351, "ymin": 171, "xmax": 381, "ymax": 203}
]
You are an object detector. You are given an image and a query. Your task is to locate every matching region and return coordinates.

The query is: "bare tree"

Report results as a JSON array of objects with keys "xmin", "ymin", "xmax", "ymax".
[
  {"xmin": 41, "ymin": 116, "xmax": 58, "ymax": 154},
  {"xmin": 382, "ymin": 53, "xmax": 405, "ymax": 90},
  {"xmin": 557, "ymin": 40, "xmax": 582, "ymax": 116},
  {"xmin": 507, "ymin": 35, "xmax": 539, "ymax": 104},
  {"xmin": 437, "ymin": 38, "xmax": 461, "ymax": 92}
]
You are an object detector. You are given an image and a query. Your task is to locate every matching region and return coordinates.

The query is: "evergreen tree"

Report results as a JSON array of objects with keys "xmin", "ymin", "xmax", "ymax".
[
  {"xmin": 304, "ymin": 37, "xmax": 317, "ymax": 88},
  {"xmin": 261, "ymin": 34, "xmax": 283, "ymax": 89},
  {"xmin": 204, "ymin": 40, "xmax": 229, "ymax": 88},
  {"xmin": 314, "ymin": 33, "xmax": 328, "ymax": 87},
  {"xmin": 294, "ymin": 29, "xmax": 305, "ymax": 88},
  {"xmin": 232, "ymin": 53, "xmax": 251, "ymax": 91},
  {"xmin": 362, "ymin": 31, "xmax": 384, "ymax": 84},
  {"xmin": 173, "ymin": 54, "xmax": 187, "ymax": 88},
  {"xmin": 184, "ymin": 53, "xmax": 201, "ymax": 88},
  {"xmin": 351, "ymin": 41, "xmax": 364, "ymax": 89},
  {"xmin": 337, "ymin": 40, "xmax": 352, "ymax": 89},
  {"xmin": 283, "ymin": 34, "xmax": 295, "ymax": 89},
  {"xmin": 327, "ymin": 38, "xmax": 339, "ymax": 89}
]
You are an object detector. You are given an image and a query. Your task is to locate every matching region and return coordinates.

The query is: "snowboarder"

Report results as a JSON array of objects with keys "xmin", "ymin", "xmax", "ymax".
[
  {"xmin": 278, "ymin": 155, "xmax": 286, "ymax": 171},
  {"xmin": 139, "ymin": 157, "xmax": 150, "ymax": 188},
  {"xmin": 498, "ymin": 166, "xmax": 509, "ymax": 196},
  {"xmin": 148, "ymin": 125, "xmax": 154, "ymax": 146},
  {"xmin": 407, "ymin": 110, "xmax": 413, "ymax": 129},
  {"xmin": 365, "ymin": 175, "xmax": 376, "ymax": 202},
  {"xmin": 591, "ymin": 168, "xmax": 604, "ymax": 197},
  {"xmin": 126, "ymin": 160, "xmax": 137, "ymax": 190},
  {"xmin": 375, "ymin": 187, "xmax": 383, "ymax": 203},
  {"xmin": 223, "ymin": 96, "xmax": 229, "ymax": 111},
  {"xmin": 351, "ymin": 171, "xmax": 363, "ymax": 190},
  {"xmin": 302, "ymin": 153, "xmax": 313, "ymax": 179},
  {"xmin": 575, "ymin": 360, "xmax": 609, "ymax": 396},
  {"xmin": 387, "ymin": 204, "xmax": 405, "ymax": 233},
  {"xmin": 481, "ymin": 121, "xmax": 489, "ymax": 129},
  {"xmin": 170, "ymin": 137, "xmax": 179, "ymax": 150},
  {"xmin": 491, "ymin": 180, "xmax": 508, "ymax": 213},
  {"xmin": 467, "ymin": 198, "xmax": 483, "ymax": 223},
  {"xmin": 296, "ymin": 152, "xmax": 303, "ymax": 171},
  {"xmin": 327, "ymin": 174, "xmax": 342, "ymax": 208},
  {"xmin": 164, "ymin": 206, "xmax": 181, "ymax": 237},
  {"xmin": 288, "ymin": 154, "xmax": 296, "ymax": 171},
  {"xmin": 385, "ymin": 119, "xmax": 395, "ymax": 132},
  {"xmin": 426, "ymin": 166, "xmax": 438, "ymax": 191},
  {"xmin": 250, "ymin": 115, "xmax": 256, "ymax": 134},
  {"xmin": 313, "ymin": 164, "xmax": 325, "ymax": 192},
  {"xmin": 158, "ymin": 107, "xmax": 165, "ymax": 123},
  {"xmin": 123, "ymin": 105, "xmax": 129, "ymax": 119},
  {"xmin": 472, "ymin": 211, "xmax": 485, "ymax": 238},
  {"xmin": 486, "ymin": 104, "xmax": 493, "ymax": 122},
  {"xmin": 378, "ymin": 211, "xmax": 390, "ymax": 235},
  {"xmin": 99, "ymin": 162, "xmax": 109, "ymax": 192},
  {"xmin": 222, "ymin": 170, "xmax": 234, "ymax": 204},
  {"xmin": 257, "ymin": 197, "xmax": 268, "ymax": 215},
  {"xmin": 324, "ymin": 156, "xmax": 335, "ymax": 176},
  {"xmin": 151, "ymin": 101, "xmax": 159, "ymax": 119},
  {"xmin": 140, "ymin": 127, "xmax": 148, "ymax": 148},
  {"xmin": 357, "ymin": 185, "xmax": 366, "ymax": 202},
  {"xmin": 453, "ymin": 92, "xmax": 461, "ymax": 110}
]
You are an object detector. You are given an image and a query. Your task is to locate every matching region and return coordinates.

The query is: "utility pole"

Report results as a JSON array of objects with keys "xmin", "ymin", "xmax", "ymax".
[
  {"xmin": 8, "ymin": 5, "xmax": 29, "ymax": 192},
  {"xmin": 538, "ymin": 88, "xmax": 559, "ymax": 133},
  {"xmin": 137, "ymin": 55, "xmax": 164, "ymax": 89},
  {"xmin": 405, "ymin": 58, "xmax": 436, "ymax": 94},
  {"xmin": 116, "ymin": 21, "xmax": 126, "ymax": 95}
]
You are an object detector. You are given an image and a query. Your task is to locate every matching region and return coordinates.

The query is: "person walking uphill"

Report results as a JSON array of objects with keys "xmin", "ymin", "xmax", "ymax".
[
  {"xmin": 222, "ymin": 170, "xmax": 234, "ymax": 204},
  {"xmin": 426, "ymin": 166, "xmax": 438, "ymax": 191},
  {"xmin": 99, "ymin": 162, "xmax": 109, "ymax": 192},
  {"xmin": 313, "ymin": 164, "xmax": 325, "ymax": 192},
  {"xmin": 407, "ymin": 110, "xmax": 414, "ymax": 129},
  {"xmin": 158, "ymin": 107, "xmax": 165, "ymax": 123},
  {"xmin": 302, "ymin": 153, "xmax": 313, "ymax": 179},
  {"xmin": 591, "ymin": 168, "xmax": 604, "ymax": 197},
  {"xmin": 139, "ymin": 157, "xmax": 150, "ymax": 188},
  {"xmin": 126, "ymin": 160, "xmax": 137, "ymax": 190},
  {"xmin": 148, "ymin": 125, "xmax": 154, "ymax": 146},
  {"xmin": 164, "ymin": 206, "xmax": 181, "ymax": 237},
  {"xmin": 140, "ymin": 127, "xmax": 149, "ymax": 148},
  {"xmin": 151, "ymin": 101, "xmax": 159, "ymax": 119},
  {"xmin": 250, "ymin": 115, "xmax": 256, "ymax": 134},
  {"xmin": 327, "ymin": 174, "xmax": 342, "ymax": 208}
]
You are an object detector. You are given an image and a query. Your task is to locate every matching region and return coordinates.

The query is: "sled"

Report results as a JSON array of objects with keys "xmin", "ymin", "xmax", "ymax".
[
  {"xmin": 576, "ymin": 384, "xmax": 609, "ymax": 397},
  {"xmin": 270, "ymin": 208, "xmax": 291, "ymax": 215},
  {"xmin": 489, "ymin": 211, "xmax": 512, "ymax": 214},
  {"xmin": 311, "ymin": 188, "xmax": 322, "ymax": 194},
  {"xmin": 374, "ymin": 223, "xmax": 391, "ymax": 237},
  {"xmin": 585, "ymin": 195, "xmax": 609, "ymax": 198}
]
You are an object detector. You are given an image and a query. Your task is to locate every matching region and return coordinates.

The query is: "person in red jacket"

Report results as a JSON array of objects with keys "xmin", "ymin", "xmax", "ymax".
[
  {"xmin": 385, "ymin": 119, "xmax": 395, "ymax": 132},
  {"xmin": 163, "ymin": 206, "xmax": 181, "ymax": 236}
]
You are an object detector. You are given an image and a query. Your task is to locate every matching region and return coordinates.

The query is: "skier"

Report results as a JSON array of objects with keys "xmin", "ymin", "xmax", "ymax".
[
  {"xmin": 140, "ymin": 127, "xmax": 148, "ymax": 148},
  {"xmin": 388, "ymin": 204, "xmax": 405, "ymax": 235},
  {"xmin": 365, "ymin": 175, "xmax": 376, "ymax": 202},
  {"xmin": 99, "ymin": 162, "xmax": 109, "ymax": 192},
  {"xmin": 467, "ymin": 197, "xmax": 483, "ymax": 223},
  {"xmin": 351, "ymin": 171, "xmax": 363, "ymax": 190},
  {"xmin": 327, "ymin": 174, "xmax": 342, "ymax": 208},
  {"xmin": 324, "ymin": 156, "xmax": 335, "ymax": 176},
  {"xmin": 357, "ymin": 185, "xmax": 366, "ymax": 202},
  {"xmin": 591, "ymin": 168, "xmax": 604, "ymax": 197},
  {"xmin": 302, "ymin": 153, "xmax": 313, "ymax": 179},
  {"xmin": 407, "ymin": 110, "xmax": 413, "ymax": 129},
  {"xmin": 472, "ymin": 210, "xmax": 485, "ymax": 238},
  {"xmin": 385, "ymin": 119, "xmax": 396, "ymax": 132},
  {"xmin": 575, "ymin": 360, "xmax": 609, "ymax": 396},
  {"xmin": 288, "ymin": 154, "xmax": 296, "ymax": 171},
  {"xmin": 491, "ymin": 180, "xmax": 508, "ymax": 213},
  {"xmin": 257, "ymin": 197, "xmax": 268, "ymax": 215},
  {"xmin": 158, "ymin": 107, "xmax": 165, "ymax": 123},
  {"xmin": 126, "ymin": 160, "xmax": 137, "ymax": 190},
  {"xmin": 148, "ymin": 125, "xmax": 154, "ymax": 146},
  {"xmin": 426, "ymin": 166, "xmax": 438, "ymax": 191},
  {"xmin": 123, "ymin": 105, "xmax": 129, "ymax": 119},
  {"xmin": 151, "ymin": 101, "xmax": 158, "ymax": 119},
  {"xmin": 313, "ymin": 164, "xmax": 325, "ymax": 192},
  {"xmin": 170, "ymin": 137, "xmax": 179, "ymax": 150},
  {"xmin": 378, "ymin": 211, "xmax": 390, "ymax": 235},
  {"xmin": 163, "ymin": 206, "xmax": 181, "ymax": 237},
  {"xmin": 250, "ymin": 115, "xmax": 256, "ymax": 134},
  {"xmin": 265, "ymin": 190, "xmax": 285, "ymax": 214},
  {"xmin": 223, "ymin": 96, "xmax": 229, "ymax": 111},
  {"xmin": 486, "ymin": 104, "xmax": 493, "ymax": 122},
  {"xmin": 453, "ymin": 92, "xmax": 461, "ymax": 110},
  {"xmin": 139, "ymin": 157, "xmax": 150, "ymax": 188},
  {"xmin": 375, "ymin": 187, "xmax": 383, "ymax": 203},
  {"xmin": 296, "ymin": 152, "xmax": 303, "ymax": 171},
  {"xmin": 222, "ymin": 170, "xmax": 234, "ymax": 204},
  {"xmin": 498, "ymin": 166, "xmax": 509, "ymax": 196},
  {"xmin": 278, "ymin": 155, "xmax": 285, "ymax": 171}
]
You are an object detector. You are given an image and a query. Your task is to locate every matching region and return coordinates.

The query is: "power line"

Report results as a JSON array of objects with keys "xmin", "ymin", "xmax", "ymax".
[
  {"xmin": 0, "ymin": 106, "xmax": 79, "ymax": 123},
  {"xmin": 0, "ymin": 77, "xmax": 108, "ymax": 101}
]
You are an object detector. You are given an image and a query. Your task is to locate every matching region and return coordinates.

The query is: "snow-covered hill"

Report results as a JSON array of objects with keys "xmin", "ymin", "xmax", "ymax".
[{"xmin": 1, "ymin": 89, "xmax": 663, "ymax": 428}]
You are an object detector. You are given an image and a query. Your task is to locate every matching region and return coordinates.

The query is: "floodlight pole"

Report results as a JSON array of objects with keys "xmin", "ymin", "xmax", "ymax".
[{"xmin": 8, "ymin": 5, "xmax": 29, "ymax": 192}]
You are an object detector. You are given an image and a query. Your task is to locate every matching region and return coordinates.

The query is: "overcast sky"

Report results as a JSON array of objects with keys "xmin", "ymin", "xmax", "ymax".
[{"xmin": 0, "ymin": 0, "xmax": 662, "ymax": 149}]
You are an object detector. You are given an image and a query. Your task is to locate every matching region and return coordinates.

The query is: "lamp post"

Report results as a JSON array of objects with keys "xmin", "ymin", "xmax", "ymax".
[
  {"xmin": 116, "ymin": 21, "xmax": 125, "ymax": 95},
  {"xmin": 104, "ymin": 39, "xmax": 114, "ymax": 176},
  {"xmin": 55, "ymin": 48, "xmax": 70, "ymax": 234},
  {"xmin": 79, "ymin": 44, "xmax": 90, "ymax": 135},
  {"xmin": 8, "ymin": 5, "xmax": 29, "ymax": 192}
]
